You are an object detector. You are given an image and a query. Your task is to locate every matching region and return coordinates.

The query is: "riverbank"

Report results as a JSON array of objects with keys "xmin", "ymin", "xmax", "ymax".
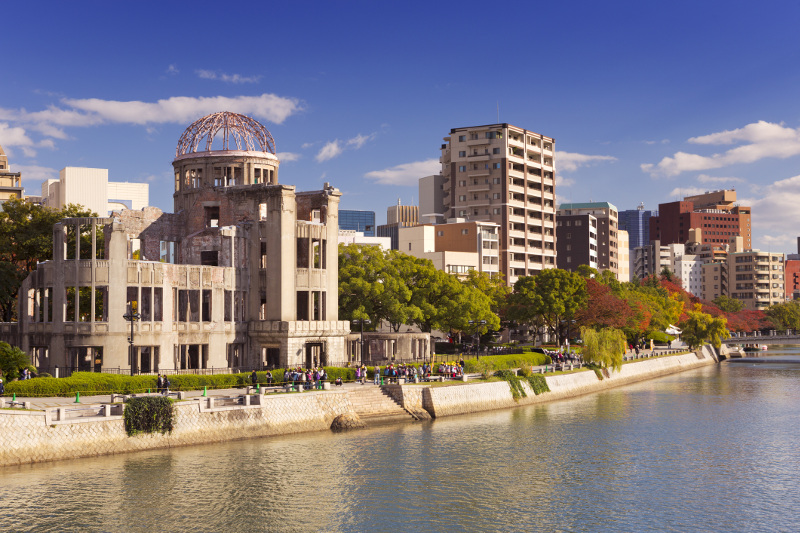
[{"xmin": 0, "ymin": 347, "xmax": 717, "ymax": 467}]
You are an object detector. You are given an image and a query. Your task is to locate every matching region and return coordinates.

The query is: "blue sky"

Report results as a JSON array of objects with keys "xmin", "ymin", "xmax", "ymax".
[{"xmin": 2, "ymin": 1, "xmax": 800, "ymax": 253}]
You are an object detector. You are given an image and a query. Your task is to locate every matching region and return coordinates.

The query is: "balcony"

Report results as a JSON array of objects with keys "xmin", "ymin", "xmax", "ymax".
[{"xmin": 468, "ymin": 153, "xmax": 490, "ymax": 161}]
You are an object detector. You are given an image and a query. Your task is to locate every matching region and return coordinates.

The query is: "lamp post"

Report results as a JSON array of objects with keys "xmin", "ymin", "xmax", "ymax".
[
  {"xmin": 352, "ymin": 318, "xmax": 371, "ymax": 365},
  {"xmin": 123, "ymin": 303, "xmax": 140, "ymax": 376},
  {"xmin": 468, "ymin": 319, "xmax": 487, "ymax": 359}
]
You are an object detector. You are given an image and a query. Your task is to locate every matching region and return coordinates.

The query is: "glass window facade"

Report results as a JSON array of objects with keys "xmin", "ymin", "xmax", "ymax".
[{"xmin": 339, "ymin": 210, "xmax": 376, "ymax": 237}]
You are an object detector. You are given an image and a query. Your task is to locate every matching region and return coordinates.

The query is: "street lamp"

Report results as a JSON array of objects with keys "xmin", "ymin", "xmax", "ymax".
[
  {"xmin": 468, "ymin": 319, "xmax": 487, "ymax": 359},
  {"xmin": 352, "ymin": 318, "xmax": 371, "ymax": 365},
  {"xmin": 123, "ymin": 303, "xmax": 140, "ymax": 376}
]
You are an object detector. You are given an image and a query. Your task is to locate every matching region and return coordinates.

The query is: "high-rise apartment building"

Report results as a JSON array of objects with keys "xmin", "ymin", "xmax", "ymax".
[
  {"xmin": 649, "ymin": 189, "xmax": 751, "ymax": 250},
  {"xmin": 0, "ymin": 145, "xmax": 23, "ymax": 208},
  {"xmin": 440, "ymin": 123, "xmax": 556, "ymax": 285},
  {"xmin": 729, "ymin": 249, "xmax": 785, "ymax": 310},
  {"xmin": 557, "ymin": 202, "xmax": 619, "ymax": 277}
]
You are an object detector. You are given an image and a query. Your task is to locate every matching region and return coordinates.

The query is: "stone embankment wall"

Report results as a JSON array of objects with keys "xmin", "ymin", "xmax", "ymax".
[
  {"xmin": 0, "ymin": 349, "xmax": 717, "ymax": 467},
  {"xmin": 386, "ymin": 348, "xmax": 717, "ymax": 418},
  {"xmin": 0, "ymin": 391, "xmax": 351, "ymax": 467}
]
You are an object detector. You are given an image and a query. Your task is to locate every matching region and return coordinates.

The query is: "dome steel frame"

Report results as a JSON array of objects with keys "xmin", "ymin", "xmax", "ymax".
[{"xmin": 176, "ymin": 111, "xmax": 276, "ymax": 157}]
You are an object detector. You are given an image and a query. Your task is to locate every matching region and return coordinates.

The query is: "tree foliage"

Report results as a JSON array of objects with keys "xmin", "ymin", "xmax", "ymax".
[
  {"xmin": 580, "ymin": 326, "xmax": 626, "ymax": 370},
  {"xmin": 0, "ymin": 198, "xmax": 96, "ymax": 321},
  {"xmin": 680, "ymin": 303, "xmax": 730, "ymax": 349},
  {"xmin": 507, "ymin": 269, "xmax": 587, "ymax": 345},
  {"xmin": 338, "ymin": 244, "xmax": 499, "ymax": 334},
  {"xmin": 765, "ymin": 300, "xmax": 800, "ymax": 331},
  {"xmin": 713, "ymin": 295, "xmax": 744, "ymax": 313},
  {"xmin": 0, "ymin": 342, "xmax": 32, "ymax": 381}
]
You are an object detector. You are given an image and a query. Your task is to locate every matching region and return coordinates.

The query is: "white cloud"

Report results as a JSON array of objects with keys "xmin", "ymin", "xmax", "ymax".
[
  {"xmin": 0, "ymin": 122, "xmax": 35, "ymax": 147},
  {"xmin": 0, "ymin": 94, "xmax": 303, "ymax": 146},
  {"xmin": 668, "ymin": 186, "xmax": 707, "ymax": 198},
  {"xmin": 277, "ymin": 152, "xmax": 301, "ymax": 162},
  {"xmin": 195, "ymin": 70, "xmax": 260, "ymax": 84},
  {"xmin": 346, "ymin": 133, "xmax": 375, "ymax": 149},
  {"xmin": 555, "ymin": 175, "xmax": 575, "ymax": 187},
  {"xmin": 696, "ymin": 174, "xmax": 745, "ymax": 184},
  {"xmin": 166, "ymin": 64, "xmax": 179, "ymax": 75},
  {"xmin": 315, "ymin": 141, "xmax": 342, "ymax": 162},
  {"xmin": 740, "ymin": 174, "xmax": 800, "ymax": 252},
  {"xmin": 301, "ymin": 142, "xmax": 315, "ymax": 149},
  {"xmin": 364, "ymin": 158, "xmax": 440, "ymax": 186},
  {"xmin": 555, "ymin": 151, "xmax": 617, "ymax": 172},
  {"xmin": 642, "ymin": 121, "xmax": 800, "ymax": 177}
]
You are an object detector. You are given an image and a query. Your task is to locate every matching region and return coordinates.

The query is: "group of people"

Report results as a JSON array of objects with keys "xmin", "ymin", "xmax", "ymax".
[
  {"xmin": 281, "ymin": 367, "xmax": 328, "ymax": 390},
  {"xmin": 155, "ymin": 374, "xmax": 171, "ymax": 395}
]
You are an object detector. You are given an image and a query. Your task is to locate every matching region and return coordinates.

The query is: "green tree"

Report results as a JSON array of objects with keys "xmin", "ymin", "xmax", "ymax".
[
  {"xmin": 681, "ymin": 303, "xmax": 730, "ymax": 349},
  {"xmin": 713, "ymin": 295, "xmax": 744, "ymax": 313},
  {"xmin": 0, "ymin": 341, "xmax": 31, "ymax": 381},
  {"xmin": 507, "ymin": 269, "xmax": 587, "ymax": 345},
  {"xmin": 765, "ymin": 300, "xmax": 800, "ymax": 330},
  {"xmin": 580, "ymin": 326, "xmax": 626, "ymax": 370},
  {"xmin": 0, "ymin": 198, "xmax": 96, "ymax": 321}
]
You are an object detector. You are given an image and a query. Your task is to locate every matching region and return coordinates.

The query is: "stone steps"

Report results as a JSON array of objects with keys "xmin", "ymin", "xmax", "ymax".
[{"xmin": 347, "ymin": 386, "xmax": 413, "ymax": 420}]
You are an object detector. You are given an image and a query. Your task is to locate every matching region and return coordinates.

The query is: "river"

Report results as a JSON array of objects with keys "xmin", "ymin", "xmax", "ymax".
[{"xmin": 3, "ymin": 346, "xmax": 800, "ymax": 532}]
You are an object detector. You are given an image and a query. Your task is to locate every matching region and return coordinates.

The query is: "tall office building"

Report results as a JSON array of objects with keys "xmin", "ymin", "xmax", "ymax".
[
  {"xmin": 339, "ymin": 210, "xmax": 376, "ymax": 236},
  {"xmin": 649, "ymin": 189, "xmax": 751, "ymax": 250},
  {"xmin": 618, "ymin": 203, "xmax": 652, "ymax": 249},
  {"xmin": 440, "ymin": 123, "xmax": 556, "ymax": 285},
  {"xmin": 377, "ymin": 201, "xmax": 419, "ymax": 250}
]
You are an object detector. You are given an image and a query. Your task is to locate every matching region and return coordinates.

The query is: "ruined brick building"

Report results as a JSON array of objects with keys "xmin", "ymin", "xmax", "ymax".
[{"xmin": 13, "ymin": 112, "xmax": 353, "ymax": 373}]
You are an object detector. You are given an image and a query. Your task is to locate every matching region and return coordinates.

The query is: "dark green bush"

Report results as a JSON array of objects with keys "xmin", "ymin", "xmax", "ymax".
[{"xmin": 124, "ymin": 396, "xmax": 175, "ymax": 436}]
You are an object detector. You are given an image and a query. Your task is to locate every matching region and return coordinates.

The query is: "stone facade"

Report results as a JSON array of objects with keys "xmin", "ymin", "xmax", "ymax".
[{"xmin": 11, "ymin": 112, "xmax": 350, "ymax": 373}]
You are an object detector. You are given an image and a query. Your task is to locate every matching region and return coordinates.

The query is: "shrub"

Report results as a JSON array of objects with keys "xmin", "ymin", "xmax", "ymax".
[{"xmin": 124, "ymin": 396, "xmax": 175, "ymax": 436}]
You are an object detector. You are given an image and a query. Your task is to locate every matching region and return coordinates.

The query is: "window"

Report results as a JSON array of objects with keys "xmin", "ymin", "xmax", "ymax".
[
  {"xmin": 459, "ymin": 195, "xmax": 466, "ymax": 201},
  {"xmin": 493, "ymin": 163, "xmax": 501, "ymax": 169},
  {"xmin": 160, "ymin": 241, "xmax": 176, "ymax": 263},
  {"xmin": 200, "ymin": 251, "xmax": 218, "ymax": 266},
  {"xmin": 458, "ymin": 135, "xmax": 466, "ymax": 142},
  {"xmin": 459, "ymin": 180, "xmax": 466, "ymax": 186},
  {"xmin": 493, "ymin": 193, "xmax": 501, "ymax": 199},
  {"xmin": 205, "ymin": 206, "xmax": 220, "ymax": 228},
  {"xmin": 459, "ymin": 151, "xmax": 466, "ymax": 157},
  {"xmin": 459, "ymin": 165, "xmax": 466, "ymax": 172},
  {"xmin": 493, "ymin": 177, "xmax": 501, "ymax": 184},
  {"xmin": 493, "ymin": 208, "xmax": 501, "ymax": 215},
  {"xmin": 461, "ymin": 229, "xmax": 469, "ymax": 235},
  {"xmin": 437, "ymin": 231, "xmax": 444, "ymax": 236},
  {"xmin": 493, "ymin": 148, "xmax": 500, "ymax": 154},
  {"xmin": 459, "ymin": 210, "xmax": 467, "ymax": 216}
]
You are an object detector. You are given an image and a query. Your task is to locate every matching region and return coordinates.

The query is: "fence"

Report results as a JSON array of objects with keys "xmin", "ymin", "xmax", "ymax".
[{"xmin": 47, "ymin": 365, "xmax": 273, "ymax": 379}]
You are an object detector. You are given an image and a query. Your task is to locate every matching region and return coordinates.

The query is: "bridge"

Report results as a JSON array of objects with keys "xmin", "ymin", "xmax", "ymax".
[{"xmin": 722, "ymin": 330, "xmax": 800, "ymax": 346}]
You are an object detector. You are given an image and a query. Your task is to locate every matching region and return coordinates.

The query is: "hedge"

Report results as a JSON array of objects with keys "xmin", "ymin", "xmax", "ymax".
[
  {"xmin": 4, "ymin": 367, "xmax": 359, "ymax": 397},
  {"xmin": 462, "ymin": 352, "xmax": 551, "ymax": 374}
]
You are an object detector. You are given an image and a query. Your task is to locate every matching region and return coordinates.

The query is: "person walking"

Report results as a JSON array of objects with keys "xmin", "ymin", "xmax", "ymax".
[
  {"xmin": 374, "ymin": 365, "xmax": 380, "ymax": 385},
  {"xmin": 163, "ymin": 375, "xmax": 171, "ymax": 395},
  {"xmin": 251, "ymin": 370, "xmax": 258, "ymax": 387},
  {"xmin": 157, "ymin": 374, "xmax": 164, "ymax": 394}
]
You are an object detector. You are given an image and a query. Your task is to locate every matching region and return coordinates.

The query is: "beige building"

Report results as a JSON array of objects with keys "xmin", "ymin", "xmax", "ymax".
[
  {"xmin": 729, "ymin": 249, "xmax": 785, "ymax": 310},
  {"xmin": 617, "ymin": 230, "xmax": 630, "ymax": 282},
  {"xmin": 398, "ymin": 219, "xmax": 500, "ymax": 278},
  {"xmin": 42, "ymin": 167, "xmax": 149, "ymax": 215},
  {"xmin": 0, "ymin": 145, "xmax": 24, "ymax": 207},
  {"xmin": 440, "ymin": 124, "xmax": 556, "ymax": 285},
  {"xmin": 13, "ymin": 112, "xmax": 360, "ymax": 373}
]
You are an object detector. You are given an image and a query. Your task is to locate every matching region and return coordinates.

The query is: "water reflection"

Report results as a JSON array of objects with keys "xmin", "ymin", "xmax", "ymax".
[{"xmin": 2, "ymin": 350, "xmax": 800, "ymax": 532}]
